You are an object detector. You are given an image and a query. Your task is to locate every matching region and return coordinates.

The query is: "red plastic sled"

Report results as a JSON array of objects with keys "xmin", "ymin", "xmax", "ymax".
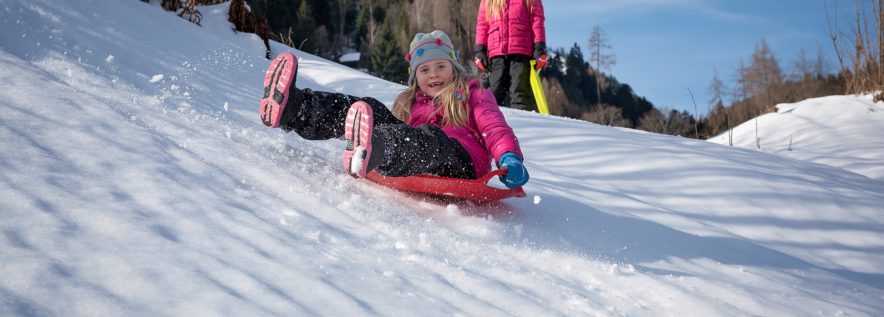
[{"xmin": 365, "ymin": 169, "xmax": 526, "ymax": 203}]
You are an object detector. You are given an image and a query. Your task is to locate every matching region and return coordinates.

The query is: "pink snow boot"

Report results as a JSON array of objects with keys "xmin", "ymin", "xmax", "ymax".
[
  {"xmin": 343, "ymin": 101, "xmax": 377, "ymax": 178},
  {"xmin": 260, "ymin": 52, "xmax": 298, "ymax": 128}
]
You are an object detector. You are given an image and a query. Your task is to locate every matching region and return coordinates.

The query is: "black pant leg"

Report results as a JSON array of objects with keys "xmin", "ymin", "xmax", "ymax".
[
  {"xmin": 487, "ymin": 56, "xmax": 509, "ymax": 107},
  {"xmin": 507, "ymin": 54, "xmax": 537, "ymax": 112},
  {"xmin": 374, "ymin": 124, "xmax": 475, "ymax": 179},
  {"xmin": 284, "ymin": 89, "xmax": 401, "ymax": 140}
]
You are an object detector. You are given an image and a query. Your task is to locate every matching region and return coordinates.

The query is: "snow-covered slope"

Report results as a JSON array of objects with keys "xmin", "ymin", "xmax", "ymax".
[
  {"xmin": 709, "ymin": 94, "xmax": 884, "ymax": 181},
  {"xmin": 1, "ymin": 0, "xmax": 883, "ymax": 316}
]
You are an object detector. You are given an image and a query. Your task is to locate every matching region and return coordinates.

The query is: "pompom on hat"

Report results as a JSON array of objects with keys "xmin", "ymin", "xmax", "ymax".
[{"xmin": 405, "ymin": 30, "xmax": 465, "ymax": 85}]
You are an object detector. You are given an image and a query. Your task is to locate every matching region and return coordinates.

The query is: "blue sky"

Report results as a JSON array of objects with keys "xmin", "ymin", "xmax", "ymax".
[{"xmin": 542, "ymin": 0, "xmax": 857, "ymax": 116}]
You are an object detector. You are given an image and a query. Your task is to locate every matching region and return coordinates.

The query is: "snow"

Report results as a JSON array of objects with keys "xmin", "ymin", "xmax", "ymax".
[
  {"xmin": 349, "ymin": 146, "xmax": 365, "ymax": 174},
  {"xmin": 1, "ymin": 0, "xmax": 883, "ymax": 316},
  {"xmin": 708, "ymin": 95, "xmax": 884, "ymax": 181},
  {"xmin": 339, "ymin": 52, "xmax": 360, "ymax": 63},
  {"xmin": 149, "ymin": 74, "xmax": 164, "ymax": 83}
]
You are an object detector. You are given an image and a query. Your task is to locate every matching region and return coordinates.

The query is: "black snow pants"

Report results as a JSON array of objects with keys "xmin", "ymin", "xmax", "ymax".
[
  {"xmin": 282, "ymin": 89, "xmax": 475, "ymax": 179},
  {"xmin": 486, "ymin": 54, "xmax": 537, "ymax": 112}
]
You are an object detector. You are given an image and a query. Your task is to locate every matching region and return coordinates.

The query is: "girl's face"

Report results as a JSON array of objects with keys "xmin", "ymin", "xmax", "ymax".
[{"xmin": 415, "ymin": 59, "xmax": 454, "ymax": 97}]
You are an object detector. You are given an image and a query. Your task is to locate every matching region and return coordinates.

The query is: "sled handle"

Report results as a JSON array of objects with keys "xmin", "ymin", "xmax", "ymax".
[{"xmin": 479, "ymin": 168, "xmax": 509, "ymax": 184}]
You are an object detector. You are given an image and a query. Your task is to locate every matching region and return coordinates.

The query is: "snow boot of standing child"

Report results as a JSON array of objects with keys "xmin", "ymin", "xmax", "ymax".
[
  {"xmin": 260, "ymin": 52, "xmax": 299, "ymax": 128},
  {"xmin": 343, "ymin": 101, "xmax": 386, "ymax": 178}
]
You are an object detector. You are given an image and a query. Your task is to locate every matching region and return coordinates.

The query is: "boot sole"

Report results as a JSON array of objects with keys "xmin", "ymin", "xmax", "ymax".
[
  {"xmin": 260, "ymin": 52, "xmax": 298, "ymax": 128},
  {"xmin": 343, "ymin": 101, "xmax": 374, "ymax": 178}
]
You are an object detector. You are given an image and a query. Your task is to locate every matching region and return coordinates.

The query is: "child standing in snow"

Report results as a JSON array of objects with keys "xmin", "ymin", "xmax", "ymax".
[
  {"xmin": 259, "ymin": 30, "xmax": 529, "ymax": 188},
  {"xmin": 474, "ymin": 0, "xmax": 547, "ymax": 112}
]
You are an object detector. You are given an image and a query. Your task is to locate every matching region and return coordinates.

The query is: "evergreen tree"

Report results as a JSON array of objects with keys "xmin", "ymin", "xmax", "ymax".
[
  {"xmin": 249, "ymin": 0, "xmax": 297, "ymax": 35},
  {"xmin": 563, "ymin": 43, "xmax": 594, "ymax": 106},
  {"xmin": 307, "ymin": 0, "xmax": 332, "ymax": 35},
  {"xmin": 295, "ymin": 0, "xmax": 317, "ymax": 53},
  {"xmin": 370, "ymin": 22, "xmax": 407, "ymax": 84},
  {"xmin": 541, "ymin": 48, "xmax": 566, "ymax": 79},
  {"xmin": 354, "ymin": 0, "xmax": 369, "ymax": 50},
  {"xmin": 611, "ymin": 82, "xmax": 638, "ymax": 127}
]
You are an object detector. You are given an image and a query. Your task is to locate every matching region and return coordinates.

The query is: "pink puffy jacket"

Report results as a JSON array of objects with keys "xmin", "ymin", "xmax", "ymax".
[
  {"xmin": 475, "ymin": 0, "xmax": 546, "ymax": 58},
  {"xmin": 406, "ymin": 79, "xmax": 524, "ymax": 178}
]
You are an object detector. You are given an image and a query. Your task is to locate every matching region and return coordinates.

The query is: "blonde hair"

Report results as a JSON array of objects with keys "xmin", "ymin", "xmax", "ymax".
[
  {"xmin": 485, "ymin": 0, "xmax": 534, "ymax": 21},
  {"xmin": 393, "ymin": 60, "xmax": 472, "ymax": 127}
]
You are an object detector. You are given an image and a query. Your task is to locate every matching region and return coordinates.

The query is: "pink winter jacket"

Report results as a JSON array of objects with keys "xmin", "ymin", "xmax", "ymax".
[
  {"xmin": 406, "ymin": 79, "xmax": 524, "ymax": 178},
  {"xmin": 475, "ymin": 0, "xmax": 546, "ymax": 58}
]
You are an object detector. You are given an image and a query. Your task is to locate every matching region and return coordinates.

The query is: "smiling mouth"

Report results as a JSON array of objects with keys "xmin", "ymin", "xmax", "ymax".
[{"xmin": 429, "ymin": 82, "xmax": 444, "ymax": 88}]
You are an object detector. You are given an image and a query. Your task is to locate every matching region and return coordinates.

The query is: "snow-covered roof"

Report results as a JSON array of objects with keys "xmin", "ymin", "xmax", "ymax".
[{"xmin": 339, "ymin": 52, "xmax": 360, "ymax": 63}]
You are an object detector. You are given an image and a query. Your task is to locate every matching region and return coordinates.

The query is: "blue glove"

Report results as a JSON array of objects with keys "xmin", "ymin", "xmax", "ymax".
[{"xmin": 497, "ymin": 152, "xmax": 529, "ymax": 189}]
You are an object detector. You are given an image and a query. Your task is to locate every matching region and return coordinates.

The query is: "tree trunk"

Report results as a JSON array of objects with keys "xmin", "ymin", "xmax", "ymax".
[
  {"xmin": 595, "ymin": 46, "xmax": 601, "ymax": 106},
  {"xmin": 338, "ymin": 0, "xmax": 347, "ymax": 47}
]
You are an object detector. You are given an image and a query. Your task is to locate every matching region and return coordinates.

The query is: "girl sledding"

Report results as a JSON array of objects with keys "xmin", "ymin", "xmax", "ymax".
[{"xmin": 259, "ymin": 30, "xmax": 530, "ymax": 198}]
